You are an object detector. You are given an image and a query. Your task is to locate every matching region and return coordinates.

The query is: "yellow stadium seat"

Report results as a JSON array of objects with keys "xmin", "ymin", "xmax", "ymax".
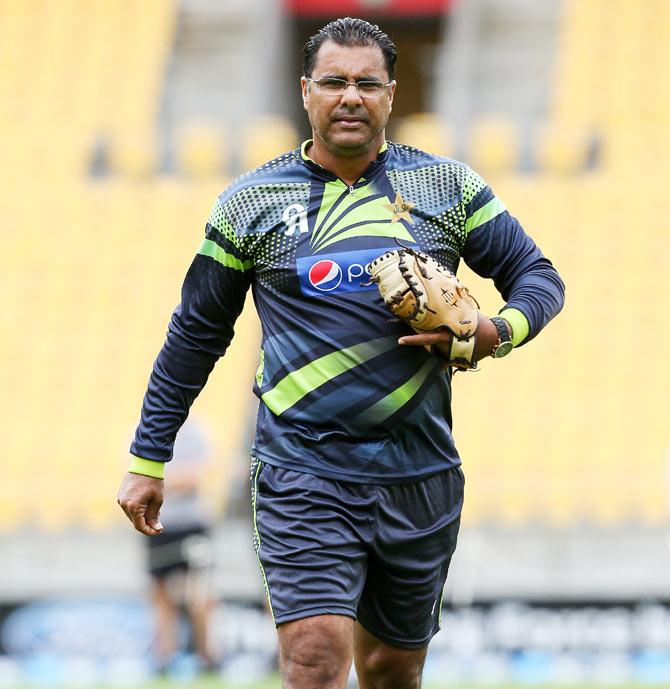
[
  {"xmin": 108, "ymin": 132, "xmax": 158, "ymax": 178},
  {"xmin": 393, "ymin": 113, "xmax": 453, "ymax": 158},
  {"xmin": 468, "ymin": 115, "xmax": 519, "ymax": 175},
  {"xmin": 175, "ymin": 122, "xmax": 227, "ymax": 178},
  {"xmin": 240, "ymin": 115, "xmax": 299, "ymax": 172},
  {"xmin": 536, "ymin": 122, "xmax": 591, "ymax": 174}
]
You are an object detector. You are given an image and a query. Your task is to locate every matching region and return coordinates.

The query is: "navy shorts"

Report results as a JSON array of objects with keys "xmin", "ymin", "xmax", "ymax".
[{"xmin": 251, "ymin": 459, "xmax": 464, "ymax": 649}]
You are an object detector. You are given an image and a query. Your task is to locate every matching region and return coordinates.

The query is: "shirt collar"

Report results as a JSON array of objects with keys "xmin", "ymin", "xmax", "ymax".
[{"xmin": 299, "ymin": 139, "xmax": 389, "ymax": 181}]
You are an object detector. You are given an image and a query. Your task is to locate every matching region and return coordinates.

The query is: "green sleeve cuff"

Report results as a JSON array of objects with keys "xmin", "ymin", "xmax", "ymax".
[
  {"xmin": 499, "ymin": 307, "xmax": 530, "ymax": 346},
  {"xmin": 128, "ymin": 456, "xmax": 165, "ymax": 480}
]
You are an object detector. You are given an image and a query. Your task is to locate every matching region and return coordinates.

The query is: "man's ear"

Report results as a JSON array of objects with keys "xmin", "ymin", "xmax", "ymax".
[
  {"xmin": 301, "ymin": 77, "xmax": 309, "ymax": 111},
  {"xmin": 388, "ymin": 80, "xmax": 397, "ymax": 111}
]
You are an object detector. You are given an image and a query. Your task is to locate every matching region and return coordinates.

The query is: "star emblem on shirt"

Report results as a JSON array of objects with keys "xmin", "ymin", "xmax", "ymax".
[{"xmin": 383, "ymin": 192, "xmax": 415, "ymax": 224}]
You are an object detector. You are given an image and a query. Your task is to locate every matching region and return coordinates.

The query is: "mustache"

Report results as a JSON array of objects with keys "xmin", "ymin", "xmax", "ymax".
[{"xmin": 331, "ymin": 111, "xmax": 369, "ymax": 122}]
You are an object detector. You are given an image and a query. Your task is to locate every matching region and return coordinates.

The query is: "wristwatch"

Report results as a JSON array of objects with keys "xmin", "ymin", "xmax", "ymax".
[{"xmin": 490, "ymin": 317, "xmax": 513, "ymax": 359}]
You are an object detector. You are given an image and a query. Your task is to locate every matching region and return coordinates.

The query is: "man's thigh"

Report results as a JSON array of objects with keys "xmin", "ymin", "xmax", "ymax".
[
  {"xmin": 278, "ymin": 615, "xmax": 354, "ymax": 689},
  {"xmin": 357, "ymin": 466, "xmax": 464, "ymax": 649},
  {"xmin": 252, "ymin": 460, "xmax": 374, "ymax": 624}
]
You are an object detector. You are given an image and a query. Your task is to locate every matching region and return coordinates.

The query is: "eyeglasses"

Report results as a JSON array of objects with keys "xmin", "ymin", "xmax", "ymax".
[{"xmin": 306, "ymin": 77, "xmax": 393, "ymax": 99}]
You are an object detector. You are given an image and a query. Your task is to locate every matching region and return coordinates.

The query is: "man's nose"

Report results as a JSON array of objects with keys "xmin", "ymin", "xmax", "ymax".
[{"xmin": 340, "ymin": 83, "xmax": 363, "ymax": 105}]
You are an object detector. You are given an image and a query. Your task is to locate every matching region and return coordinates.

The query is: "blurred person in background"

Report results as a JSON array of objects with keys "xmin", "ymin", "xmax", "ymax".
[
  {"xmin": 119, "ymin": 17, "xmax": 564, "ymax": 689},
  {"xmin": 143, "ymin": 419, "xmax": 218, "ymax": 675}
]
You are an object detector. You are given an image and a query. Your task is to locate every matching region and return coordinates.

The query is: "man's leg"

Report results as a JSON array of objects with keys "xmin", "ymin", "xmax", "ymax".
[
  {"xmin": 353, "ymin": 622, "xmax": 427, "ymax": 689},
  {"xmin": 184, "ymin": 573, "xmax": 216, "ymax": 669},
  {"xmin": 150, "ymin": 577, "xmax": 179, "ymax": 670},
  {"xmin": 355, "ymin": 467, "xmax": 464, "ymax": 687},
  {"xmin": 277, "ymin": 614, "xmax": 354, "ymax": 689}
]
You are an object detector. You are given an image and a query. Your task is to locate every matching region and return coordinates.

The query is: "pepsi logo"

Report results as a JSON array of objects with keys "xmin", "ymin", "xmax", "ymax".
[
  {"xmin": 297, "ymin": 246, "xmax": 410, "ymax": 297},
  {"xmin": 308, "ymin": 259, "xmax": 343, "ymax": 291}
]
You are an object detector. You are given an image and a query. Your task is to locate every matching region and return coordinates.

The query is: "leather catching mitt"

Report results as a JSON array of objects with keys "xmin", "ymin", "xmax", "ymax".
[{"xmin": 368, "ymin": 246, "xmax": 480, "ymax": 371}]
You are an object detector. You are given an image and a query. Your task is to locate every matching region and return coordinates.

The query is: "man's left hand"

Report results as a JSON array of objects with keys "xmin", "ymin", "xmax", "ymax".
[{"xmin": 398, "ymin": 317, "xmax": 499, "ymax": 363}]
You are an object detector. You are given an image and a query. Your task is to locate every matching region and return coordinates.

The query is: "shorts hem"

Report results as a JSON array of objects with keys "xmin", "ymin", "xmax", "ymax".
[
  {"xmin": 357, "ymin": 615, "xmax": 439, "ymax": 650},
  {"xmin": 274, "ymin": 605, "xmax": 357, "ymax": 627},
  {"xmin": 148, "ymin": 565, "xmax": 188, "ymax": 580}
]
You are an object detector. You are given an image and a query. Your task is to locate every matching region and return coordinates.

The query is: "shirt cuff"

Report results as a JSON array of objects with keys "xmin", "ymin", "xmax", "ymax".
[
  {"xmin": 498, "ymin": 307, "xmax": 530, "ymax": 346},
  {"xmin": 128, "ymin": 456, "xmax": 165, "ymax": 480}
]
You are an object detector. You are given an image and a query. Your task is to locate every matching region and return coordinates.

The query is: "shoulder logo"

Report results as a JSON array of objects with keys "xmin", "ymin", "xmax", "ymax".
[{"xmin": 283, "ymin": 203, "xmax": 308, "ymax": 236}]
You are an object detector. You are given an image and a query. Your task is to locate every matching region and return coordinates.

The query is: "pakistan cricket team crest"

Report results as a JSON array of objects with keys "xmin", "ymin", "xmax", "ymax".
[{"xmin": 383, "ymin": 192, "xmax": 415, "ymax": 224}]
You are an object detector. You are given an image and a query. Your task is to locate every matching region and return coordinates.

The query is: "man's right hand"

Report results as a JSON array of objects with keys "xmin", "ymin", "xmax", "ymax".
[{"xmin": 117, "ymin": 472, "xmax": 164, "ymax": 535}]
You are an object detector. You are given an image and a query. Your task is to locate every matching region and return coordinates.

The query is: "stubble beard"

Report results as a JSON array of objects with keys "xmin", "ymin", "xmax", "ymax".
[{"xmin": 312, "ymin": 117, "xmax": 387, "ymax": 159}]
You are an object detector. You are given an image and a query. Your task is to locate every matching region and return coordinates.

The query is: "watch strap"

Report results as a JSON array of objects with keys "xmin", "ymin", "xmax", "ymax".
[
  {"xmin": 490, "ymin": 316, "xmax": 513, "ymax": 358},
  {"xmin": 490, "ymin": 316, "xmax": 512, "ymax": 343}
]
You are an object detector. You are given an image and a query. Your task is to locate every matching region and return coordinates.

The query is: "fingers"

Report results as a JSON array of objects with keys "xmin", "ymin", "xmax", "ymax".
[
  {"xmin": 145, "ymin": 498, "xmax": 164, "ymax": 535},
  {"xmin": 117, "ymin": 473, "xmax": 164, "ymax": 536},
  {"xmin": 132, "ymin": 503, "xmax": 163, "ymax": 536},
  {"xmin": 130, "ymin": 504, "xmax": 154, "ymax": 535},
  {"xmin": 398, "ymin": 331, "xmax": 451, "ymax": 346},
  {"xmin": 119, "ymin": 496, "xmax": 160, "ymax": 536},
  {"xmin": 125, "ymin": 499, "xmax": 163, "ymax": 536}
]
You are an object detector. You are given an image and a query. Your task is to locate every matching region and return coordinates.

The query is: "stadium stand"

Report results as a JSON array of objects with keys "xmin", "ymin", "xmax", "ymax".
[
  {"xmin": 393, "ymin": 113, "xmax": 453, "ymax": 158},
  {"xmin": 175, "ymin": 121, "xmax": 228, "ymax": 178},
  {"xmin": 452, "ymin": 0, "xmax": 669, "ymax": 527},
  {"xmin": 107, "ymin": 132, "xmax": 159, "ymax": 178},
  {"xmin": 239, "ymin": 115, "xmax": 300, "ymax": 173},
  {"xmin": 0, "ymin": 0, "xmax": 259, "ymax": 531},
  {"xmin": 534, "ymin": 121, "xmax": 591, "ymax": 174},
  {"xmin": 467, "ymin": 114, "xmax": 519, "ymax": 174},
  {"xmin": 0, "ymin": 0, "xmax": 667, "ymax": 534}
]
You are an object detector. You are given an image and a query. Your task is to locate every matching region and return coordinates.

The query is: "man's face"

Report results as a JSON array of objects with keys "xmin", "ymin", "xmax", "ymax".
[{"xmin": 301, "ymin": 41, "xmax": 396, "ymax": 157}]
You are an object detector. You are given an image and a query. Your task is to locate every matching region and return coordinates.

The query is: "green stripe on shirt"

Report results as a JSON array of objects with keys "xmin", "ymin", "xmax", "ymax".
[
  {"xmin": 465, "ymin": 197, "xmax": 506, "ymax": 235},
  {"xmin": 351, "ymin": 359, "xmax": 436, "ymax": 428},
  {"xmin": 261, "ymin": 337, "xmax": 396, "ymax": 416},
  {"xmin": 198, "ymin": 238, "xmax": 253, "ymax": 271}
]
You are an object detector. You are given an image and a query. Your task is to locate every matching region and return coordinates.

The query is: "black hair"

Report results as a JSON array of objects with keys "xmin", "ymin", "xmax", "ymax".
[{"xmin": 302, "ymin": 17, "xmax": 397, "ymax": 80}]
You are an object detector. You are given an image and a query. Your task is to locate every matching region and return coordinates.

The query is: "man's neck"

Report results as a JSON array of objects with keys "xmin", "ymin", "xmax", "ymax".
[{"xmin": 307, "ymin": 135, "xmax": 385, "ymax": 186}]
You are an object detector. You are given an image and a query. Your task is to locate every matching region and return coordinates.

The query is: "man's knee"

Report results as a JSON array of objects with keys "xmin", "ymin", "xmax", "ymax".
[
  {"xmin": 356, "ymin": 638, "xmax": 426, "ymax": 689},
  {"xmin": 358, "ymin": 655, "xmax": 423, "ymax": 689},
  {"xmin": 279, "ymin": 614, "xmax": 353, "ymax": 688}
]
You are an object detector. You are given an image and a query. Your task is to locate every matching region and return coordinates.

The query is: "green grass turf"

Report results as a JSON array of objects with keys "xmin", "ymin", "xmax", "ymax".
[{"xmin": 9, "ymin": 679, "xmax": 655, "ymax": 689}]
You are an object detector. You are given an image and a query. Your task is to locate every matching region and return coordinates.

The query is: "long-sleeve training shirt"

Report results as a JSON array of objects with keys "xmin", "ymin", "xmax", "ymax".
[{"xmin": 131, "ymin": 141, "xmax": 565, "ymax": 483}]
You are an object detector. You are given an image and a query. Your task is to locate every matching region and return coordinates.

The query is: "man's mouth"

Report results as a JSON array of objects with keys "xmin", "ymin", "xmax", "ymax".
[{"xmin": 332, "ymin": 116, "xmax": 367, "ymax": 128}]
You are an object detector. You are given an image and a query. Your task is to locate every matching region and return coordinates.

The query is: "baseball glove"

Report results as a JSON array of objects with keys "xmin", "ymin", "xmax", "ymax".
[{"xmin": 368, "ymin": 245, "xmax": 480, "ymax": 371}]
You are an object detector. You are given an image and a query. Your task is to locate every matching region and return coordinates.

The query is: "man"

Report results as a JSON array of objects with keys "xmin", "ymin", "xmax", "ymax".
[{"xmin": 118, "ymin": 17, "xmax": 564, "ymax": 689}]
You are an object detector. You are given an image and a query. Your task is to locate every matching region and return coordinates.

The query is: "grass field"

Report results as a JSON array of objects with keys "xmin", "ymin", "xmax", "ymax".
[
  {"xmin": 111, "ymin": 683, "xmax": 648, "ymax": 689},
  {"xmin": 145, "ymin": 683, "xmax": 649, "ymax": 689},
  {"xmin": 9, "ymin": 679, "xmax": 656, "ymax": 689}
]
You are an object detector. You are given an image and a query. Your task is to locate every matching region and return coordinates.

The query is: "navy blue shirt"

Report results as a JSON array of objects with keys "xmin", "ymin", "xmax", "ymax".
[{"xmin": 131, "ymin": 142, "xmax": 565, "ymax": 483}]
